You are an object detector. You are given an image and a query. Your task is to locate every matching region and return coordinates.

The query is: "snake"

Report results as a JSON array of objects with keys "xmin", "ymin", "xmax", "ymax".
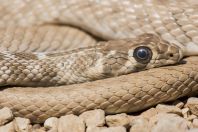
[{"xmin": 0, "ymin": 0, "xmax": 197, "ymax": 123}]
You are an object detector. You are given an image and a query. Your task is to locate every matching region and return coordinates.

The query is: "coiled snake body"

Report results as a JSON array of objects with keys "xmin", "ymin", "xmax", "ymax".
[{"xmin": 0, "ymin": 0, "xmax": 198, "ymax": 123}]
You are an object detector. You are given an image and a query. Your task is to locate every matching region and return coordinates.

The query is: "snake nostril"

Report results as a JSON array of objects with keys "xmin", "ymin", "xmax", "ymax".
[{"xmin": 169, "ymin": 53, "xmax": 174, "ymax": 57}]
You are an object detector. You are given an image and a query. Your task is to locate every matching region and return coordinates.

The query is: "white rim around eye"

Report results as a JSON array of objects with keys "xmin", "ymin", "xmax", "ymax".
[{"xmin": 133, "ymin": 46, "xmax": 152, "ymax": 64}]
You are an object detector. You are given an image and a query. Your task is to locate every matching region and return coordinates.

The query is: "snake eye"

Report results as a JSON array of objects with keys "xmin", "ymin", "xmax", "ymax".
[{"xmin": 133, "ymin": 46, "xmax": 152, "ymax": 64}]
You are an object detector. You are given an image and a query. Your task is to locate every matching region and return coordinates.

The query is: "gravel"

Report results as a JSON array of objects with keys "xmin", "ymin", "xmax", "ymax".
[{"xmin": 0, "ymin": 97, "xmax": 197, "ymax": 132}]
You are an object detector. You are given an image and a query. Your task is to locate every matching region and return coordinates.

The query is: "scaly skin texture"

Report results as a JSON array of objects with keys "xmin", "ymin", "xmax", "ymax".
[
  {"xmin": 0, "ymin": 34, "xmax": 182, "ymax": 86},
  {"xmin": 0, "ymin": 57, "xmax": 197, "ymax": 123},
  {"xmin": 0, "ymin": 0, "xmax": 198, "ymax": 55},
  {"xmin": 0, "ymin": 25, "xmax": 97, "ymax": 52},
  {"xmin": 0, "ymin": 0, "xmax": 197, "ymax": 123}
]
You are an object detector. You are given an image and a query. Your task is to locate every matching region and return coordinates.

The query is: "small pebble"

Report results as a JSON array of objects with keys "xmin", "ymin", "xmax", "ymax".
[
  {"xmin": 0, "ymin": 107, "xmax": 13, "ymax": 125},
  {"xmin": 79, "ymin": 109, "xmax": 105, "ymax": 127}
]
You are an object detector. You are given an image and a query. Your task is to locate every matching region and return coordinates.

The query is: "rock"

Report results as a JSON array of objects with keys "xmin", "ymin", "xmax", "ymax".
[
  {"xmin": 105, "ymin": 113, "xmax": 130, "ymax": 128},
  {"xmin": 130, "ymin": 117, "xmax": 149, "ymax": 132},
  {"xmin": 140, "ymin": 108, "xmax": 158, "ymax": 119},
  {"xmin": 32, "ymin": 128, "xmax": 46, "ymax": 132},
  {"xmin": 0, "ymin": 107, "xmax": 14, "ymax": 125},
  {"xmin": 187, "ymin": 128, "xmax": 198, "ymax": 132},
  {"xmin": 172, "ymin": 100, "xmax": 185, "ymax": 109},
  {"xmin": 185, "ymin": 97, "xmax": 198, "ymax": 116},
  {"xmin": 86, "ymin": 126, "xmax": 126, "ymax": 132},
  {"xmin": 32, "ymin": 124, "xmax": 46, "ymax": 132},
  {"xmin": 149, "ymin": 113, "xmax": 190, "ymax": 132},
  {"xmin": 14, "ymin": 117, "xmax": 32, "ymax": 132},
  {"xmin": 58, "ymin": 114, "xmax": 85, "ymax": 132},
  {"xmin": 0, "ymin": 121, "xmax": 15, "ymax": 132},
  {"xmin": 187, "ymin": 121, "xmax": 194, "ymax": 129},
  {"xmin": 182, "ymin": 108, "xmax": 190, "ymax": 119},
  {"xmin": 193, "ymin": 119, "xmax": 198, "ymax": 128},
  {"xmin": 156, "ymin": 104, "xmax": 182, "ymax": 116},
  {"xmin": 80, "ymin": 109, "xmax": 105, "ymax": 127},
  {"xmin": 44, "ymin": 117, "xmax": 58, "ymax": 131},
  {"xmin": 187, "ymin": 115, "xmax": 197, "ymax": 121},
  {"xmin": 32, "ymin": 124, "xmax": 42, "ymax": 130}
]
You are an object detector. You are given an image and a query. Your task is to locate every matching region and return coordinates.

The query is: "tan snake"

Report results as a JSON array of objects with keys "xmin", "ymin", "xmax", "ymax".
[{"xmin": 0, "ymin": 0, "xmax": 197, "ymax": 123}]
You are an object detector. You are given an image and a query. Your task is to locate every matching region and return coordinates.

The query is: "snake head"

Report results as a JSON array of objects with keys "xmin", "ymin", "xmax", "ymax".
[
  {"xmin": 100, "ymin": 33, "xmax": 183, "ymax": 76},
  {"xmin": 127, "ymin": 33, "xmax": 184, "ymax": 71}
]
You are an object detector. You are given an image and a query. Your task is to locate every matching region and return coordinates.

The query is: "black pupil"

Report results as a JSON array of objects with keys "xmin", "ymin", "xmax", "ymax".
[{"xmin": 137, "ymin": 49, "xmax": 148, "ymax": 59}]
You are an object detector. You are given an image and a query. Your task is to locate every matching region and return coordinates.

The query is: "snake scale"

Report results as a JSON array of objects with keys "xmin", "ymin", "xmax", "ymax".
[{"xmin": 0, "ymin": 0, "xmax": 197, "ymax": 123}]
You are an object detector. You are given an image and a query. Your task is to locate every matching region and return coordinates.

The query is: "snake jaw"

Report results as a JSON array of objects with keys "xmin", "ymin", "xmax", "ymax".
[
  {"xmin": 145, "ymin": 43, "xmax": 184, "ymax": 69},
  {"xmin": 125, "ymin": 35, "xmax": 184, "ymax": 71}
]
